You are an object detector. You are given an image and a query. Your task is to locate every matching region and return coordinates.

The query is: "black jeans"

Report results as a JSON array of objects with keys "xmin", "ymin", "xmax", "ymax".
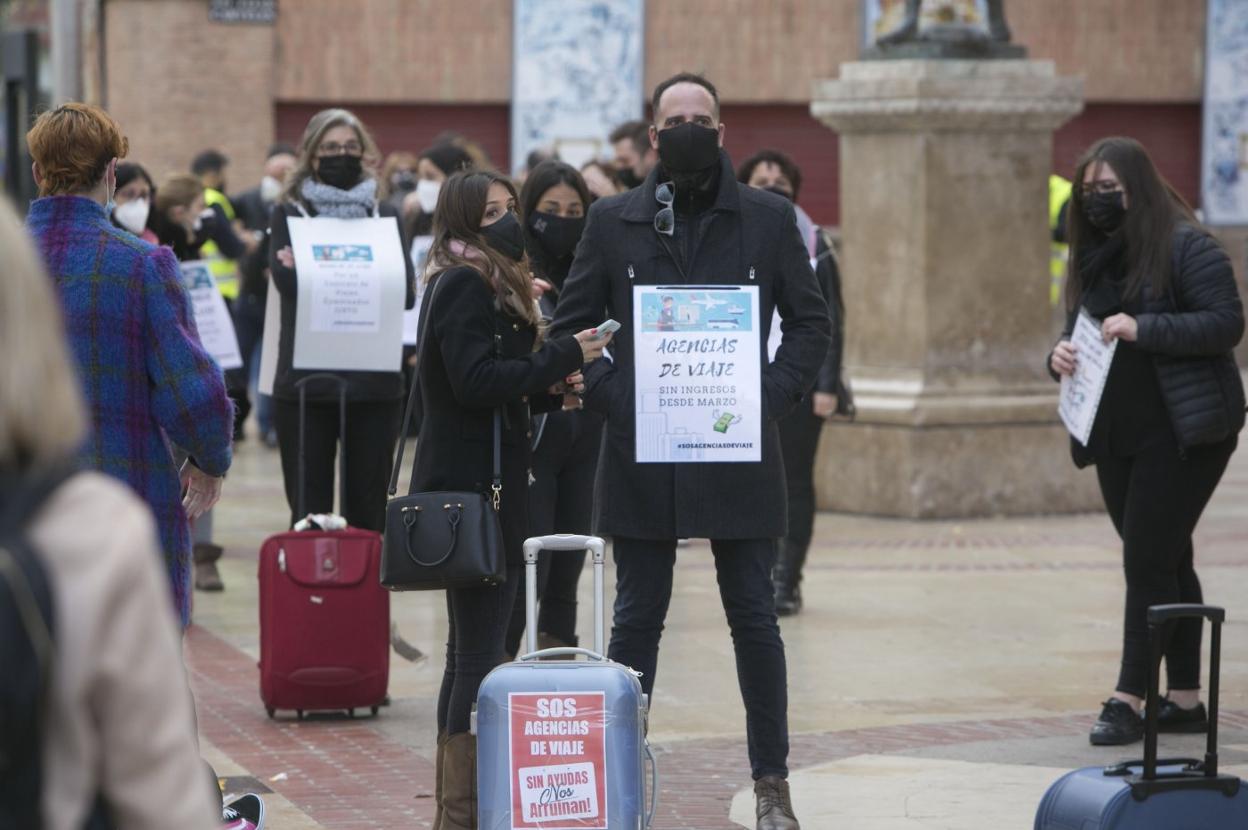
[
  {"xmin": 1096, "ymin": 433, "xmax": 1236, "ymax": 697},
  {"xmin": 273, "ymin": 398, "xmax": 401, "ymax": 532},
  {"xmin": 504, "ymin": 412, "xmax": 603, "ymax": 655},
  {"xmin": 609, "ymin": 536, "xmax": 789, "ymax": 779},
  {"xmin": 777, "ymin": 398, "xmax": 822, "ymax": 577},
  {"xmin": 438, "ymin": 563, "xmax": 522, "ymax": 735}
]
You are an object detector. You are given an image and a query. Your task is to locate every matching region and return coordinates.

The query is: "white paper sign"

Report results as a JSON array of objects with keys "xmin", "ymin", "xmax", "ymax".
[
  {"xmin": 1059, "ymin": 309, "xmax": 1119, "ymax": 446},
  {"xmin": 180, "ymin": 260, "xmax": 243, "ymax": 371},
  {"xmin": 403, "ymin": 235, "xmax": 434, "ymax": 346},
  {"xmin": 288, "ymin": 216, "xmax": 407, "ymax": 372},
  {"xmin": 767, "ymin": 257, "xmax": 819, "ymax": 363},
  {"xmin": 632, "ymin": 285, "xmax": 762, "ymax": 463},
  {"xmin": 258, "ymin": 278, "xmax": 281, "ymax": 396}
]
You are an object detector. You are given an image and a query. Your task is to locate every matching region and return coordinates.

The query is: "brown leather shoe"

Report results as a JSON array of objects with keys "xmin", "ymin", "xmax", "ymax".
[
  {"xmin": 431, "ymin": 730, "xmax": 447, "ymax": 830},
  {"xmin": 755, "ymin": 775, "xmax": 800, "ymax": 830},
  {"xmin": 193, "ymin": 543, "xmax": 224, "ymax": 591}
]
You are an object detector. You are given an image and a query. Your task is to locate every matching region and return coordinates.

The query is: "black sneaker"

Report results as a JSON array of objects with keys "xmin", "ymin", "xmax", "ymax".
[
  {"xmin": 222, "ymin": 793, "xmax": 265, "ymax": 829},
  {"xmin": 774, "ymin": 580, "xmax": 802, "ymax": 617},
  {"xmin": 1158, "ymin": 698, "xmax": 1209, "ymax": 734},
  {"xmin": 1089, "ymin": 698, "xmax": 1144, "ymax": 746}
]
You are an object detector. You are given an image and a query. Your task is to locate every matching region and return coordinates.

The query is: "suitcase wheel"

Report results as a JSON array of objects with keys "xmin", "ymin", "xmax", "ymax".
[
  {"xmin": 370, "ymin": 706, "xmax": 380, "ymax": 717},
  {"xmin": 296, "ymin": 710, "xmax": 305, "ymax": 721},
  {"xmin": 265, "ymin": 707, "xmax": 276, "ymax": 719}
]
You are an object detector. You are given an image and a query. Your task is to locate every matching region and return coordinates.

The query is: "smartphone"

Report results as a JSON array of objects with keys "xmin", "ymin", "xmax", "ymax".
[{"xmin": 590, "ymin": 319, "xmax": 621, "ymax": 340}]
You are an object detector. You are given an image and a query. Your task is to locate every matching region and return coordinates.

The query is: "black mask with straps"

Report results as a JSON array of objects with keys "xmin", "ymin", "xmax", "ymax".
[
  {"xmin": 317, "ymin": 154, "xmax": 364, "ymax": 190},
  {"xmin": 481, "ymin": 211, "xmax": 526, "ymax": 262}
]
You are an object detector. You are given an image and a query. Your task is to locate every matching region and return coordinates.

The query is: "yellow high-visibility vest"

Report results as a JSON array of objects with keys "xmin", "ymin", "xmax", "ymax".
[
  {"xmin": 202, "ymin": 188, "xmax": 240, "ymax": 300},
  {"xmin": 1049, "ymin": 174, "xmax": 1073, "ymax": 307}
]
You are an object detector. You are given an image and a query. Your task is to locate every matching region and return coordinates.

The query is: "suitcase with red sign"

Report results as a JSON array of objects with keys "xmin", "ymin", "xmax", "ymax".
[
  {"xmin": 474, "ymin": 534, "xmax": 657, "ymax": 829},
  {"xmin": 258, "ymin": 374, "xmax": 389, "ymax": 719}
]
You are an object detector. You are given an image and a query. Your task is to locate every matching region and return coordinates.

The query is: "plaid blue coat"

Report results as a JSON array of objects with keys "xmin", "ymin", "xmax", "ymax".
[{"xmin": 27, "ymin": 196, "xmax": 234, "ymax": 626}]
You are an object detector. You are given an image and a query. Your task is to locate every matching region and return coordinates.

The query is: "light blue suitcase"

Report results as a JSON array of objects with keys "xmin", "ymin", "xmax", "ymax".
[
  {"xmin": 1034, "ymin": 605, "xmax": 1248, "ymax": 829},
  {"xmin": 474, "ymin": 535, "xmax": 657, "ymax": 830}
]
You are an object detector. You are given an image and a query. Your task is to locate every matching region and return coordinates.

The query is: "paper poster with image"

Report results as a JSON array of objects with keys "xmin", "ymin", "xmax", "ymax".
[
  {"xmin": 180, "ymin": 260, "xmax": 243, "ymax": 371},
  {"xmin": 508, "ymin": 692, "xmax": 608, "ymax": 830},
  {"xmin": 632, "ymin": 285, "xmax": 762, "ymax": 463},
  {"xmin": 288, "ymin": 216, "xmax": 408, "ymax": 372}
]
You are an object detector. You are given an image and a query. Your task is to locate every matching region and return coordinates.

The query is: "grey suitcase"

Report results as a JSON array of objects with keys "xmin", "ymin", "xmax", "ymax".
[{"xmin": 474, "ymin": 534, "xmax": 657, "ymax": 829}]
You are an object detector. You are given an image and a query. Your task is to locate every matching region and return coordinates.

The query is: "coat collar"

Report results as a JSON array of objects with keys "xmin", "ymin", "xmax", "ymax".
[
  {"xmin": 25, "ymin": 194, "xmax": 109, "ymax": 228},
  {"xmin": 619, "ymin": 149, "xmax": 740, "ymax": 224}
]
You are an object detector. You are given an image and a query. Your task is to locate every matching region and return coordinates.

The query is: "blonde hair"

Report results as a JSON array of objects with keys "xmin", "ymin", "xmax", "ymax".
[
  {"xmin": 0, "ymin": 196, "xmax": 87, "ymax": 471},
  {"xmin": 284, "ymin": 108, "xmax": 381, "ymax": 204},
  {"xmin": 155, "ymin": 173, "xmax": 202, "ymax": 214}
]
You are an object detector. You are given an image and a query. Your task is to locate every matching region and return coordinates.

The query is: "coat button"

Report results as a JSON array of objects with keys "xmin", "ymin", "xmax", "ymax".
[
  {"xmin": 521, "ymin": 395, "xmax": 529, "ymax": 403},
  {"xmin": 526, "ymin": 430, "xmax": 533, "ymax": 439},
  {"xmin": 513, "ymin": 322, "xmax": 520, "ymax": 331}
]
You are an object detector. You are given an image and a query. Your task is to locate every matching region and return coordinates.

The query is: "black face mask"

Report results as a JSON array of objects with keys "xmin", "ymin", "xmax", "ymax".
[
  {"xmin": 481, "ymin": 211, "xmax": 526, "ymax": 262},
  {"xmin": 390, "ymin": 171, "xmax": 417, "ymax": 193},
  {"xmin": 763, "ymin": 186, "xmax": 794, "ymax": 202},
  {"xmin": 528, "ymin": 211, "xmax": 585, "ymax": 262},
  {"xmin": 317, "ymin": 154, "xmax": 364, "ymax": 190},
  {"xmin": 656, "ymin": 123, "xmax": 720, "ymax": 176},
  {"xmin": 1083, "ymin": 190, "xmax": 1126, "ymax": 232},
  {"xmin": 617, "ymin": 167, "xmax": 643, "ymax": 190}
]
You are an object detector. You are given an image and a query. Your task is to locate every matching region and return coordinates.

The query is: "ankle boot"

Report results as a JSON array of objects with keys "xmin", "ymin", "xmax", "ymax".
[
  {"xmin": 772, "ymin": 541, "xmax": 806, "ymax": 617},
  {"xmin": 442, "ymin": 732, "xmax": 477, "ymax": 829},
  {"xmin": 431, "ymin": 730, "xmax": 448, "ymax": 830},
  {"xmin": 193, "ymin": 543, "xmax": 225, "ymax": 592}
]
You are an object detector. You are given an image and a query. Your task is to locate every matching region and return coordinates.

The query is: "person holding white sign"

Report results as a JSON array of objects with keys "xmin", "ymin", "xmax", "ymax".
[
  {"xmin": 267, "ymin": 108, "xmax": 416, "ymax": 532},
  {"xmin": 551, "ymin": 73, "xmax": 831, "ymax": 830},
  {"xmin": 406, "ymin": 169, "xmax": 609, "ymax": 830},
  {"xmin": 1049, "ymin": 137, "xmax": 1244, "ymax": 747}
]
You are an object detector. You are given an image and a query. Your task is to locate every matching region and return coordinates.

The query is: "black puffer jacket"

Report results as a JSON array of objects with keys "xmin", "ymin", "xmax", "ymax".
[{"xmin": 1054, "ymin": 223, "xmax": 1245, "ymax": 466}]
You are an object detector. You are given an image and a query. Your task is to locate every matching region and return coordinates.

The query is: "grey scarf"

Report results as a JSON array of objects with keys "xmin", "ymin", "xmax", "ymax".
[{"xmin": 299, "ymin": 176, "xmax": 378, "ymax": 218}]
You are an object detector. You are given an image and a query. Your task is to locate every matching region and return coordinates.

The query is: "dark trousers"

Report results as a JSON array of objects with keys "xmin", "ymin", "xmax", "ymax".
[
  {"xmin": 505, "ymin": 412, "xmax": 602, "ymax": 655},
  {"xmin": 438, "ymin": 563, "xmax": 522, "ymax": 735},
  {"xmin": 273, "ymin": 398, "xmax": 401, "ymax": 532},
  {"xmin": 1096, "ymin": 433, "xmax": 1236, "ymax": 697},
  {"xmin": 609, "ymin": 536, "xmax": 789, "ymax": 779},
  {"xmin": 777, "ymin": 399, "xmax": 822, "ymax": 580},
  {"xmin": 233, "ymin": 292, "xmax": 272, "ymax": 435}
]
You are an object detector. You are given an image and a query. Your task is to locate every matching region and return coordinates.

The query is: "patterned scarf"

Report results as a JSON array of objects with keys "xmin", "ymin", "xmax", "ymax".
[{"xmin": 299, "ymin": 176, "xmax": 378, "ymax": 218}]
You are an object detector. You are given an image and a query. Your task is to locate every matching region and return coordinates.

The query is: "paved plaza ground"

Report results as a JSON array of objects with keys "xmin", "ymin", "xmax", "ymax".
[{"xmin": 189, "ymin": 423, "xmax": 1248, "ymax": 828}]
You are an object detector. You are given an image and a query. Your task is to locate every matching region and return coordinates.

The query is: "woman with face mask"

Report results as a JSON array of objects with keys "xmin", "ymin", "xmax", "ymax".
[
  {"xmin": 266, "ymin": 108, "xmax": 417, "ymax": 534},
  {"xmin": 409, "ymin": 169, "xmax": 610, "ymax": 830},
  {"xmin": 499, "ymin": 161, "xmax": 602, "ymax": 658},
  {"xmin": 401, "ymin": 142, "xmax": 475, "ymax": 239},
  {"xmin": 1049, "ymin": 137, "xmax": 1244, "ymax": 746},
  {"xmin": 378, "ymin": 150, "xmax": 419, "ymax": 215},
  {"xmin": 111, "ymin": 161, "xmax": 159, "ymax": 244}
]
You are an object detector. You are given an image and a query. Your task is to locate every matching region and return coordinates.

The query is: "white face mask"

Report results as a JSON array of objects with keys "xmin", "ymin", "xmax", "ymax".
[
  {"xmin": 114, "ymin": 198, "xmax": 150, "ymax": 235},
  {"xmin": 260, "ymin": 175, "xmax": 283, "ymax": 203},
  {"xmin": 416, "ymin": 178, "xmax": 442, "ymax": 214}
]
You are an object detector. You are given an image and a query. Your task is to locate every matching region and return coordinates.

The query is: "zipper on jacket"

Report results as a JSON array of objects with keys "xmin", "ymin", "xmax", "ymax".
[{"xmin": 628, "ymin": 264, "xmax": 635, "ymax": 281}]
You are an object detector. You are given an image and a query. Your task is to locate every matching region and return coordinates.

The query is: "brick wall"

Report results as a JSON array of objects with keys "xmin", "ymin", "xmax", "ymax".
[{"xmin": 102, "ymin": 0, "xmax": 275, "ymax": 189}]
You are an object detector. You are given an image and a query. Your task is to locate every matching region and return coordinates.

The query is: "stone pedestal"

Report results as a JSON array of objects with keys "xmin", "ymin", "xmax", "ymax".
[{"xmin": 810, "ymin": 60, "xmax": 1101, "ymax": 518}]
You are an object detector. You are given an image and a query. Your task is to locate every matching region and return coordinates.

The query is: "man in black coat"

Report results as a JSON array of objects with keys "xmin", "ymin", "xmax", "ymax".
[{"xmin": 551, "ymin": 72, "xmax": 830, "ymax": 830}]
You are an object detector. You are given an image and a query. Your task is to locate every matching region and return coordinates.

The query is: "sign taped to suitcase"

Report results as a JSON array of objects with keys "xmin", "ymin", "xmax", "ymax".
[{"xmin": 509, "ymin": 691, "xmax": 608, "ymax": 828}]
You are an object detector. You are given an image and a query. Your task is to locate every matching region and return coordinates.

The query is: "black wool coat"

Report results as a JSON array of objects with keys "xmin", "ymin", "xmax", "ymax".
[
  {"xmin": 1055, "ymin": 223, "xmax": 1246, "ymax": 467},
  {"xmin": 550, "ymin": 153, "xmax": 833, "ymax": 541},
  {"xmin": 408, "ymin": 266, "xmax": 584, "ymax": 563}
]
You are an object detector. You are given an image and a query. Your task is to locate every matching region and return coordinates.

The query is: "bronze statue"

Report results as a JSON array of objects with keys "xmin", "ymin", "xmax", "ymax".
[{"xmin": 869, "ymin": 0, "xmax": 1023, "ymax": 58}]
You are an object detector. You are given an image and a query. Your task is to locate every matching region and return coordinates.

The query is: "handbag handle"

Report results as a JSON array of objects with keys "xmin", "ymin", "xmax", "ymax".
[
  {"xmin": 401, "ymin": 502, "xmax": 462, "ymax": 568},
  {"xmin": 388, "ymin": 271, "xmax": 503, "ymax": 509}
]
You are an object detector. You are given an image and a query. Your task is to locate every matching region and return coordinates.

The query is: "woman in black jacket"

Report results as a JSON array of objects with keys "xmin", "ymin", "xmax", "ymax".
[
  {"xmin": 502, "ymin": 161, "xmax": 603, "ymax": 657},
  {"xmin": 412, "ymin": 169, "xmax": 609, "ymax": 829},
  {"xmin": 1050, "ymin": 137, "xmax": 1245, "ymax": 746},
  {"xmin": 268, "ymin": 108, "xmax": 416, "ymax": 532}
]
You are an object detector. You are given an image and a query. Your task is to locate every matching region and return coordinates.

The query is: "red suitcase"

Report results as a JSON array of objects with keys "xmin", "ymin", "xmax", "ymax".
[{"xmin": 258, "ymin": 374, "xmax": 390, "ymax": 719}]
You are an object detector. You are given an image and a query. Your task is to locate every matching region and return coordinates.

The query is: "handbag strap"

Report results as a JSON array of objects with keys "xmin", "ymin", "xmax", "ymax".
[{"xmin": 389, "ymin": 270, "xmax": 504, "ymax": 514}]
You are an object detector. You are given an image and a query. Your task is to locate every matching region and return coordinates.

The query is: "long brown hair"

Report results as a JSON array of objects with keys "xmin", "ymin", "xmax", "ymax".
[
  {"xmin": 1064, "ymin": 136, "xmax": 1197, "ymax": 312},
  {"xmin": 283, "ymin": 108, "xmax": 381, "ymax": 204},
  {"xmin": 427, "ymin": 170, "xmax": 539, "ymax": 326}
]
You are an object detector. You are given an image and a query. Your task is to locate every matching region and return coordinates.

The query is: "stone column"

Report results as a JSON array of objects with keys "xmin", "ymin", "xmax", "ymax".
[{"xmin": 810, "ymin": 59, "xmax": 1099, "ymax": 518}]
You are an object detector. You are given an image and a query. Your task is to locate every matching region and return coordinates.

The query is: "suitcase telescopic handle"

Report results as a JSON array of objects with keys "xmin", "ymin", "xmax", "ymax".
[
  {"xmin": 519, "ymin": 647, "xmax": 607, "ymax": 663},
  {"xmin": 522, "ymin": 535, "xmax": 607, "ymax": 658},
  {"xmin": 1143, "ymin": 604, "xmax": 1225, "ymax": 783}
]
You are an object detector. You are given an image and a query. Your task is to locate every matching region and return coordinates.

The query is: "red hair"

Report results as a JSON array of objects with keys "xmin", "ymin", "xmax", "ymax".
[{"xmin": 26, "ymin": 103, "xmax": 129, "ymax": 197}]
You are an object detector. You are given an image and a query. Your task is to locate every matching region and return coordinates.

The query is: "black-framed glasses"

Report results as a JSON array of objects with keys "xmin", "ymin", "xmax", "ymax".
[
  {"xmin": 316, "ymin": 140, "xmax": 364, "ymax": 158},
  {"xmin": 654, "ymin": 181, "xmax": 675, "ymax": 236}
]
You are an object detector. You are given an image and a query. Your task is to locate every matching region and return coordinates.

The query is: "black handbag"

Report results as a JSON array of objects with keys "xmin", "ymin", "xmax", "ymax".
[{"xmin": 380, "ymin": 273, "xmax": 507, "ymax": 591}]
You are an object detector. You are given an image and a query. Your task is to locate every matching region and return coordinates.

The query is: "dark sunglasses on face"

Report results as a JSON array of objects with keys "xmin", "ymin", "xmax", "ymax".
[{"xmin": 654, "ymin": 181, "xmax": 675, "ymax": 237}]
